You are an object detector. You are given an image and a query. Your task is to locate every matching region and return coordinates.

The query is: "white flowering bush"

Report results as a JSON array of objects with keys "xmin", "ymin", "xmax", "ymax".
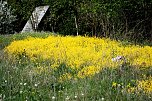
[{"xmin": 0, "ymin": 1, "xmax": 16, "ymax": 34}]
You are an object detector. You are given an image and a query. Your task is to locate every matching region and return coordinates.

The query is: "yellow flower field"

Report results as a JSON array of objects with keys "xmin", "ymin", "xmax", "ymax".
[
  {"xmin": 5, "ymin": 35, "xmax": 152, "ymax": 78},
  {"xmin": 127, "ymin": 77, "xmax": 152, "ymax": 94},
  {"xmin": 137, "ymin": 77, "xmax": 152, "ymax": 94}
]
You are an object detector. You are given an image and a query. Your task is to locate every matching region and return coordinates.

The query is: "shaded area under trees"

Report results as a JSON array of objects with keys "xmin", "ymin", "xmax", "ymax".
[{"xmin": 1, "ymin": 0, "xmax": 152, "ymax": 43}]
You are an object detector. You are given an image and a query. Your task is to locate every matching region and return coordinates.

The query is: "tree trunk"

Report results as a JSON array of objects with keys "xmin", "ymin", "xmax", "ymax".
[{"xmin": 74, "ymin": 15, "xmax": 79, "ymax": 36}]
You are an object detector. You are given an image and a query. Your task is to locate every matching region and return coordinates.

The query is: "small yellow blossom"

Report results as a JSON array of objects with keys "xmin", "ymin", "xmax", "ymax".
[
  {"xmin": 59, "ymin": 73, "xmax": 72, "ymax": 82},
  {"xmin": 127, "ymin": 87, "xmax": 136, "ymax": 93},
  {"xmin": 77, "ymin": 66, "xmax": 100, "ymax": 78},
  {"xmin": 112, "ymin": 82, "xmax": 117, "ymax": 87}
]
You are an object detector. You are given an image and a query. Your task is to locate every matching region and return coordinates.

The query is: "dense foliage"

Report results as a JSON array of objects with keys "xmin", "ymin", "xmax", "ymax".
[{"xmin": 1, "ymin": 0, "xmax": 152, "ymax": 42}]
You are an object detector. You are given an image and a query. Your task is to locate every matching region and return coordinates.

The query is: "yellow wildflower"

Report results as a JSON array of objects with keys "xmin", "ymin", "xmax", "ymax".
[{"xmin": 4, "ymin": 35, "xmax": 152, "ymax": 78}]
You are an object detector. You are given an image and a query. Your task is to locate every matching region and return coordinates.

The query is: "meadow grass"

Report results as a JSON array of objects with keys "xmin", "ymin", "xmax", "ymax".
[{"xmin": 0, "ymin": 32, "xmax": 152, "ymax": 101}]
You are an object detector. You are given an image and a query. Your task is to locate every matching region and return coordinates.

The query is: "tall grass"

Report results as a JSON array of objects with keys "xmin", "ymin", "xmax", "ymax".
[{"xmin": 0, "ymin": 33, "xmax": 152, "ymax": 101}]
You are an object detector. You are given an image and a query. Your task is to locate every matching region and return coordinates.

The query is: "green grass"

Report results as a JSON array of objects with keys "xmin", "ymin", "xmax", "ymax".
[
  {"xmin": 0, "ymin": 33, "xmax": 152, "ymax": 101},
  {"xmin": 0, "ymin": 32, "xmax": 52, "ymax": 49}
]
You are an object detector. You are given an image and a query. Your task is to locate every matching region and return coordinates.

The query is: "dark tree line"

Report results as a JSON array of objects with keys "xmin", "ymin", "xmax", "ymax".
[{"xmin": 1, "ymin": 0, "xmax": 152, "ymax": 42}]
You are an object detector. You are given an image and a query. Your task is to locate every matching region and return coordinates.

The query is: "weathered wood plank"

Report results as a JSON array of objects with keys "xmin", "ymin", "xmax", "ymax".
[{"xmin": 21, "ymin": 6, "xmax": 49, "ymax": 33}]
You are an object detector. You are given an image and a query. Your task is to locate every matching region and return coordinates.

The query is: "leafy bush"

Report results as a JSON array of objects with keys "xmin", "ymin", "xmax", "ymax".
[{"xmin": 0, "ymin": 1, "xmax": 16, "ymax": 34}]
